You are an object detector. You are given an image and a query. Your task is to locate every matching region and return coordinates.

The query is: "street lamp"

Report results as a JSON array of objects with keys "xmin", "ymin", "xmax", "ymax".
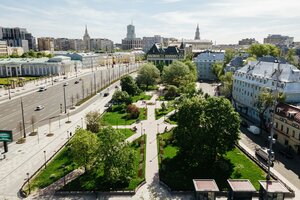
[
  {"xmin": 63, "ymin": 84, "xmax": 68, "ymax": 113},
  {"xmin": 141, "ymin": 122, "xmax": 143, "ymax": 136},
  {"xmin": 67, "ymin": 131, "xmax": 69, "ymax": 140},
  {"xmin": 26, "ymin": 172, "xmax": 31, "ymax": 194},
  {"xmin": 20, "ymin": 97, "xmax": 26, "ymax": 138},
  {"xmin": 43, "ymin": 150, "xmax": 47, "ymax": 169}
]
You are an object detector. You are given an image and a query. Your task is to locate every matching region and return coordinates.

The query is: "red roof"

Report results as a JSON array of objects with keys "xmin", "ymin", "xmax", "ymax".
[
  {"xmin": 276, "ymin": 103, "xmax": 300, "ymax": 124},
  {"xmin": 227, "ymin": 179, "xmax": 256, "ymax": 192},
  {"xmin": 193, "ymin": 179, "xmax": 219, "ymax": 192}
]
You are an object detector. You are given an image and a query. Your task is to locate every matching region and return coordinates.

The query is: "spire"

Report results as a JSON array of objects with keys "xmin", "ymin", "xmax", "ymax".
[
  {"xmin": 84, "ymin": 25, "xmax": 89, "ymax": 36},
  {"xmin": 195, "ymin": 23, "xmax": 200, "ymax": 40}
]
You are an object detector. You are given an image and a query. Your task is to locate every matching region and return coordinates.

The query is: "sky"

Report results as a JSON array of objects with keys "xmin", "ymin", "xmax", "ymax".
[{"xmin": 0, "ymin": 0, "xmax": 300, "ymax": 44}]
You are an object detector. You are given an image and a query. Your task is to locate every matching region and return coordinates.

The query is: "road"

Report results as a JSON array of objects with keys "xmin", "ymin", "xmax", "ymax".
[{"xmin": 0, "ymin": 63, "xmax": 138, "ymax": 141}]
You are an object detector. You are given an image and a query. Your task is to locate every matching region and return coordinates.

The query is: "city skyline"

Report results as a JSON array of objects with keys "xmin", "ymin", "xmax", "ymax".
[{"xmin": 0, "ymin": 0, "xmax": 300, "ymax": 44}]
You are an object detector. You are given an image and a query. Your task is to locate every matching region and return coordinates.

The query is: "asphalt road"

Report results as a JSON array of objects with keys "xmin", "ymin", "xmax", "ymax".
[{"xmin": 0, "ymin": 63, "xmax": 137, "ymax": 140}]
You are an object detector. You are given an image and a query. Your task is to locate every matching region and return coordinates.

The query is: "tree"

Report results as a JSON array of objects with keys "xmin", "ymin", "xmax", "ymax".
[
  {"xmin": 97, "ymin": 127, "xmax": 135, "ymax": 185},
  {"xmin": 120, "ymin": 75, "xmax": 140, "ymax": 96},
  {"xmin": 224, "ymin": 49, "xmax": 237, "ymax": 65},
  {"xmin": 68, "ymin": 128, "xmax": 99, "ymax": 171},
  {"xmin": 286, "ymin": 49, "xmax": 297, "ymax": 65},
  {"xmin": 162, "ymin": 61, "xmax": 195, "ymax": 88},
  {"xmin": 126, "ymin": 104, "xmax": 140, "ymax": 119},
  {"xmin": 174, "ymin": 96, "xmax": 240, "ymax": 165},
  {"xmin": 256, "ymin": 88, "xmax": 285, "ymax": 133},
  {"xmin": 112, "ymin": 90, "xmax": 132, "ymax": 105},
  {"xmin": 161, "ymin": 102, "xmax": 167, "ymax": 111},
  {"xmin": 219, "ymin": 72, "xmax": 233, "ymax": 100},
  {"xmin": 85, "ymin": 111, "xmax": 101, "ymax": 133},
  {"xmin": 136, "ymin": 63, "xmax": 160, "ymax": 89},
  {"xmin": 248, "ymin": 44, "xmax": 280, "ymax": 58},
  {"xmin": 212, "ymin": 63, "xmax": 224, "ymax": 80},
  {"xmin": 164, "ymin": 85, "xmax": 178, "ymax": 100}
]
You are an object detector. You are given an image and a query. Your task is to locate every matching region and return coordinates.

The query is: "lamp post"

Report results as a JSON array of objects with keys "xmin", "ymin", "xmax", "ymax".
[
  {"xmin": 26, "ymin": 172, "xmax": 31, "ymax": 194},
  {"xmin": 67, "ymin": 131, "xmax": 69, "ymax": 140},
  {"xmin": 63, "ymin": 85, "xmax": 67, "ymax": 114},
  {"xmin": 43, "ymin": 150, "xmax": 47, "ymax": 169},
  {"xmin": 20, "ymin": 97, "xmax": 26, "ymax": 138},
  {"xmin": 141, "ymin": 122, "xmax": 143, "ymax": 137}
]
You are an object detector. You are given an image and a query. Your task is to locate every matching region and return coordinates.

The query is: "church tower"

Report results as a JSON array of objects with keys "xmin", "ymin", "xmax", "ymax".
[
  {"xmin": 194, "ymin": 24, "xmax": 200, "ymax": 40},
  {"xmin": 83, "ymin": 25, "xmax": 91, "ymax": 51}
]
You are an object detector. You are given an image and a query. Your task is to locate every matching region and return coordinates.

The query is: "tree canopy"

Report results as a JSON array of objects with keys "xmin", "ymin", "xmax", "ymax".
[
  {"xmin": 174, "ymin": 96, "xmax": 240, "ymax": 165},
  {"xmin": 224, "ymin": 49, "xmax": 237, "ymax": 65},
  {"xmin": 68, "ymin": 128, "xmax": 99, "ymax": 171},
  {"xmin": 112, "ymin": 90, "xmax": 132, "ymax": 105},
  {"xmin": 162, "ymin": 61, "xmax": 197, "ymax": 92},
  {"xmin": 248, "ymin": 44, "xmax": 280, "ymax": 58},
  {"xmin": 136, "ymin": 63, "xmax": 160, "ymax": 89},
  {"xmin": 85, "ymin": 111, "xmax": 101, "ymax": 133},
  {"xmin": 120, "ymin": 75, "xmax": 140, "ymax": 96}
]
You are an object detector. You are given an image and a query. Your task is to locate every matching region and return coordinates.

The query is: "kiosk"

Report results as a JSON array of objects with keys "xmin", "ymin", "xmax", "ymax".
[
  {"xmin": 227, "ymin": 179, "xmax": 256, "ymax": 200},
  {"xmin": 258, "ymin": 180, "xmax": 289, "ymax": 200},
  {"xmin": 193, "ymin": 179, "xmax": 219, "ymax": 200}
]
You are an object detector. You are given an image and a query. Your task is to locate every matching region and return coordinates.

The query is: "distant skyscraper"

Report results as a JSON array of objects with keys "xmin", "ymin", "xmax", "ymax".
[
  {"xmin": 194, "ymin": 24, "xmax": 200, "ymax": 40},
  {"xmin": 83, "ymin": 25, "xmax": 91, "ymax": 51},
  {"xmin": 0, "ymin": 27, "xmax": 34, "ymax": 51},
  {"xmin": 126, "ymin": 24, "xmax": 136, "ymax": 39},
  {"xmin": 122, "ymin": 23, "xmax": 142, "ymax": 50}
]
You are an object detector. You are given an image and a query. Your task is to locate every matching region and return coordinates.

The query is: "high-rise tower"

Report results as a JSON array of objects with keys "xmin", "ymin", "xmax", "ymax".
[
  {"xmin": 83, "ymin": 25, "xmax": 91, "ymax": 51},
  {"xmin": 194, "ymin": 24, "xmax": 200, "ymax": 40},
  {"xmin": 126, "ymin": 24, "xmax": 136, "ymax": 39}
]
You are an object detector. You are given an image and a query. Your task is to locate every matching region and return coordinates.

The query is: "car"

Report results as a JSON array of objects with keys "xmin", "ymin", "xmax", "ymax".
[
  {"xmin": 103, "ymin": 92, "xmax": 109, "ymax": 97},
  {"xmin": 63, "ymin": 76, "xmax": 68, "ymax": 79},
  {"xmin": 74, "ymin": 81, "xmax": 79, "ymax": 84},
  {"xmin": 247, "ymin": 125, "xmax": 260, "ymax": 135},
  {"xmin": 35, "ymin": 105, "xmax": 45, "ymax": 111},
  {"xmin": 115, "ymin": 85, "xmax": 119, "ymax": 89},
  {"xmin": 63, "ymin": 82, "xmax": 69, "ymax": 86},
  {"xmin": 38, "ymin": 86, "xmax": 46, "ymax": 92},
  {"xmin": 53, "ymin": 79, "xmax": 59, "ymax": 82},
  {"xmin": 104, "ymin": 103, "xmax": 112, "ymax": 107}
]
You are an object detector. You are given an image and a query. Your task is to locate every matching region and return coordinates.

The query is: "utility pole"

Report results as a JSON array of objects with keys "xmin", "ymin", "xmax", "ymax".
[
  {"xmin": 20, "ymin": 98, "xmax": 26, "ymax": 138},
  {"xmin": 94, "ymin": 72, "xmax": 96, "ymax": 94}
]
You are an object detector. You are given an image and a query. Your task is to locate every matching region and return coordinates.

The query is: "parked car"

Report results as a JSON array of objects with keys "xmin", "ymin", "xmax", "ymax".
[
  {"xmin": 35, "ymin": 105, "xmax": 45, "ymax": 111},
  {"xmin": 53, "ymin": 79, "xmax": 59, "ymax": 82},
  {"xmin": 247, "ymin": 125, "xmax": 260, "ymax": 135},
  {"xmin": 74, "ymin": 81, "xmax": 79, "ymax": 84},
  {"xmin": 103, "ymin": 92, "xmax": 109, "ymax": 97},
  {"xmin": 255, "ymin": 147, "xmax": 274, "ymax": 166},
  {"xmin": 63, "ymin": 76, "xmax": 68, "ymax": 79},
  {"xmin": 63, "ymin": 82, "xmax": 69, "ymax": 86}
]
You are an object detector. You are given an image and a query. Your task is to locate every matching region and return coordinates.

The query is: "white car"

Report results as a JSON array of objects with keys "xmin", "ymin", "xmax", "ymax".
[
  {"xmin": 247, "ymin": 125, "xmax": 260, "ymax": 135},
  {"xmin": 63, "ymin": 82, "xmax": 69, "ymax": 86},
  {"xmin": 35, "ymin": 105, "xmax": 45, "ymax": 111}
]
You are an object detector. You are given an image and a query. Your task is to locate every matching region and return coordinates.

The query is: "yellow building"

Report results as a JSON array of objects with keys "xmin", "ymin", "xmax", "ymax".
[{"xmin": 274, "ymin": 103, "xmax": 300, "ymax": 155}]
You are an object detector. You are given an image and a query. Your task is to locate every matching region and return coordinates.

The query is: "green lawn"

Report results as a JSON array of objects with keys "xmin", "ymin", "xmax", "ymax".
[
  {"xmin": 158, "ymin": 132, "xmax": 266, "ymax": 191},
  {"xmin": 64, "ymin": 136, "xmax": 146, "ymax": 191},
  {"xmin": 0, "ymin": 76, "xmax": 40, "ymax": 85},
  {"xmin": 155, "ymin": 107, "xmax": 174, "ymax": 120},
  {"xmin": 26, "ymin": 148, "xmax": 77, "ymax": 193},
  {"xmin": 101, "ymin": 105, "xmax": 147, "ymax": 125},
  {"xmin": 117, "ymin": 128, "xmax": 135, "ymax": 139},
  {"xmin": 131, "ymin": 93, "xmax": 152, "ymax": 103}
]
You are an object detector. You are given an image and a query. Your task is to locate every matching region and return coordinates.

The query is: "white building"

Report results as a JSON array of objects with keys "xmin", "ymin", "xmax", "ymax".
[
  {"xmin": 0, "ymin": 56, "xmax": 75, "ymax": 77},
  {"xmin": 0, "ymin": 41, "xmax": 8, "ymax": 56},
  {"xmin": 195, "ymin": 51, "xmax": 225, "ymax": 80},
  {"xmin": 232, "ymin": 61, "xmax": 300, "ymax": 121}
]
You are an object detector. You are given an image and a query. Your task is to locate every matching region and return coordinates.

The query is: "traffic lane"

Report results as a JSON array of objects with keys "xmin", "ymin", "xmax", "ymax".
[{"xmin": 239, "ymin": 129, "xmax": 300, "ymax": 189}]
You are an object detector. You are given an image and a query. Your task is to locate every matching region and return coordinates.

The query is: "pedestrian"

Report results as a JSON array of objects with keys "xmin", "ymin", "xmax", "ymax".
[{"xmin": 70, "ymin": 131, "xmax": 72, "ymax": 137}]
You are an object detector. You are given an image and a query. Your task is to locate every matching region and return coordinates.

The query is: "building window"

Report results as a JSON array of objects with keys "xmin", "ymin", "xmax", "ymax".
[
  {"xmin": 287, "ymin": 127, "xmax": 289, "ymax": 135},
  {"xmin": 284, "ymin": 139, "xmax": 289, "ymax": 146},
  {"xmin": 281, "ymin": 125, "xmax": 283, "ymax": 131},
  {"xmin": 275, "ymin": 122, "xmax": 278, "ymax": 129},
  {"xmin": 292, "ymin": 130, "xmax": 295, "ymax": 137}
]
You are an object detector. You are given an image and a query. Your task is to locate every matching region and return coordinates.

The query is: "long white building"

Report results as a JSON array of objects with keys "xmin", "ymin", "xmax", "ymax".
[
  {"xmin": 0, "ymin": 56, "xmax": 75, "ymax": 77},
  {"xmin": 232, "ymin": 61, "xmax": 300, "ymax": 121}
]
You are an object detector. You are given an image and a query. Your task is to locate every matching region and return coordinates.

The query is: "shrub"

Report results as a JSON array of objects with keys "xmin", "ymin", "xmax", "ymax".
[{"xmin": 126, "ymin": 104, "xmax": 140, "ymax": 119}]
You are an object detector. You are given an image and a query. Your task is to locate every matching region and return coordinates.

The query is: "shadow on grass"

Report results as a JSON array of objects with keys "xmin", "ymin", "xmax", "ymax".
[{"xmin": 159, "ymin": 153, "xmax": 234, "ymax": 191}]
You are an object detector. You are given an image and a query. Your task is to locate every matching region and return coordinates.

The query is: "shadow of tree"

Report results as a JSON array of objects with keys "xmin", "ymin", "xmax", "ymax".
[{"xmin": 160, "ymin": 154, "xmax": 234, "ymax": 191}]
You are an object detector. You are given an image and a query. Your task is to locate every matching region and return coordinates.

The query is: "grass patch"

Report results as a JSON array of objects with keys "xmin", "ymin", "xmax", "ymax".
[
  {"xmin": 158, "ymin": 132, "xmax": 266, "ymax": 191},
  {"xmin": 117, "ymin": 128, "xmax": 135, "ymax": 139},
  {"xmin": 0, "ymin": 76, "xmax": 40, "ymax": 85},
  {"xmin": 27, "ymin": 148, "xmax": 77, "ymax": 192},
  {"xmin": 131, "ymin": 92, "xmax": 151, "ymax": 103},
  {"xmin": 64, "ymin": 136, "xmax": 146, "ymax": 191},
  {"xmin": 75, "ymin": 93, "xmax": 95, "ymax": 106},
  {"xmin": 101, "ymin": 105, "xmax": 147, "ymax": 125},
  {"xmin": 155, "ymin": 107, "xmax": 174, "ymax": 120},
  {"xmin": 165, "ymin": 112, "xmax": 178, "ymax": 124}
]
